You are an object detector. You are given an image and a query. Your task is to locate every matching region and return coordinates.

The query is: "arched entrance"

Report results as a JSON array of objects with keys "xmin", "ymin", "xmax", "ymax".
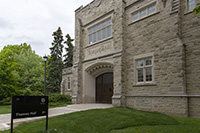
[
  {"xmin": 96, "ymin": 72, "xmax": 113, "ymax": 103},
  {"xmin": 84, "ymin": 62, "xmax": 114, "ymax": 103}
]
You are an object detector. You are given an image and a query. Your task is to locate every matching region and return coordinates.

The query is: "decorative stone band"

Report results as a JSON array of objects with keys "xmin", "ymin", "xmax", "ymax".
[
  {"xmin": 65, "ymin": 89, "xmax": 72, "ymax": 92},
  {"xmin": 71, "ymin": 95, "xmax": 77, "ymax": 99},
  {"xmin": 73, "ymin": 62, "xmax": 79, "ymax": 68},
  {"xmin": 125, "ymin": 94, "xmax": 200, "ymax": 98},
  {"xmin": 62, "ymin": 67, "xmax": 72, "ymax": 75},
  {"xmin": 113, "ymin": 50, "xmax": 122, "ymax": 58},
  {"xmin": 112, "ymin": 95, "xmax": 122, "ymax": 99},
  {"xmin": 83, "ymin": 50, "xmax": 122, "ymax": 63}
]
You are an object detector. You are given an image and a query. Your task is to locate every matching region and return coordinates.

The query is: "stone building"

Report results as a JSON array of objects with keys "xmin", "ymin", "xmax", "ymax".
[{"xmin": 61, "ymin": 0, "xmax": 200, "ymax": 118}]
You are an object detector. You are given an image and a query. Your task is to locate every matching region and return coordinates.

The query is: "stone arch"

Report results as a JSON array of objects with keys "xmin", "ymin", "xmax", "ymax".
[
  {"xmin": 83, "ymin": 62, "xmax": 114, "ymax": 103},
  {"xmin": 85, "ymin": 62, "xmax": 114, "ymax": 77}
]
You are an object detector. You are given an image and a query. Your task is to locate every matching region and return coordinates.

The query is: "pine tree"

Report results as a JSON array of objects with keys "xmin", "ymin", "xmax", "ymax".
[
  {"xmin": 47, "ymin": 27, "xmax": 64, "ymax": 94},
  {"xmin": 63, "ymin": 34, "xmax": 74, "ymax": 68},
  {"xmin": 193, "ymin": 5, "xmax": 200, "ymax": 14}
]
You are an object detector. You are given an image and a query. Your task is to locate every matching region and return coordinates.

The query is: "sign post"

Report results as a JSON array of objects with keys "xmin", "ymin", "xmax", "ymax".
[{"xmin": 11, "ymin": 96, "xmax": 48, "ymax": 133}]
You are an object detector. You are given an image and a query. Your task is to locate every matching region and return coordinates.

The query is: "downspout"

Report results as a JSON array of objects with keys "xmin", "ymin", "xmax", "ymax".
[{"xmin": 177, "ymin": 0, "xmax": 189, "ymax": 117}]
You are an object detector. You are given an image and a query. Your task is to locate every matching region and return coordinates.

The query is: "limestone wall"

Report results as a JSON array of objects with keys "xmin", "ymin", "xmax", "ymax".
[
  {"xmin": 126, "ymin": 96, "xmax": 188, "ymax": 117},
  {"xmin": 73, "ymin": 0, "xmax": 125, "ymax": 105},
  {"xmin": 123, "ymin": 0, "xmax": 200, "ymax": 118},
  {"xmin": 71, "ymin": 0, "xmax": 200, "ymax": 118},
  {"xmin": 61, "ymin": 67, "xmax": 72, "ymax": 95},
  {"xmin": 124, "ymin": 0, "xmax": 186, "ymax": 96},
  {"xmin": 180, "ymin": 0, "xmax": 200, "ymax": 95},
  {"xmin": 179, "ymin": 0, "xmax": 200, "ymax": 118},
  {"xmin": 188, "ymin": 98, "xmax": 200, "ymax": 118}
]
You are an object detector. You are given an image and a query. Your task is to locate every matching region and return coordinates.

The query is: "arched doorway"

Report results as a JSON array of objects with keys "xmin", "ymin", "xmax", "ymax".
[{"xmin": 96, "ymin": 72, "xmax": 113, "ymax": 103}]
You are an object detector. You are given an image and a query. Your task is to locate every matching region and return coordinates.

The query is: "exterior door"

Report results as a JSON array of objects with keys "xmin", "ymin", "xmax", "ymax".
[{"xmin": 96, "ymin": 73, "xmax": 113, "ymax": 103}]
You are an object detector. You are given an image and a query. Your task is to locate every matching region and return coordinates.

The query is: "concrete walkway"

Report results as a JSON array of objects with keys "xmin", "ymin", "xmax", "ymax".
[{"xmin": 0, "ymin": 104, "xmax": 113, "ymax": 131}]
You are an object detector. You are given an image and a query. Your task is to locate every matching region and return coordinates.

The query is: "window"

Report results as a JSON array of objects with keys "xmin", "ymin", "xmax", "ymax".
[
  {"xmin": 67, "ymin": 77, "xmax": 70, "ymax": 90},
  {"xmin": 141, "ymin": 9, "xmax": 147, "ymax": 18},
  {"xmin": 149, "ymin": 5, "xmax": 156, "ymax": 15},
  {"xmin": 134, "ymin": 54, "xmax": 154, "ymax": 85},
  {"xmin": 133, "ymin": 12, "xmax": 139, "ymax": 21},
  {"xmin": 188, "ymin": 0, "xmax": 196, "ymax": 10},
  {"xmin": 88, "ymin": 19, "xmax": 112, "ymax": 44},
  {"xmin": 132, "ymin": 3, "xmax": 156, "ymax": 22}
]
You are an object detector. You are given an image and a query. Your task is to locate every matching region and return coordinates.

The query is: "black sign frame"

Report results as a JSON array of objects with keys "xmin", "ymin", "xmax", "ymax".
[{"xmin": 11, "ymin": 96, "xmax": 48, "ymax": 133}]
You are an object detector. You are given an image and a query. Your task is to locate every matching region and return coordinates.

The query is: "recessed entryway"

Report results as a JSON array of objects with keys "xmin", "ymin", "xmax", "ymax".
[{"xmin": 96, "ymin": 72, "xmax": 113, "ymax": 104}]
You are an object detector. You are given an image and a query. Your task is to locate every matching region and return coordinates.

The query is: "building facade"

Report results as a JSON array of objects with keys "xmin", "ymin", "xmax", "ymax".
[{"xmin": 61, "ymin": 0, "xmax": 200, "ymax": 118}]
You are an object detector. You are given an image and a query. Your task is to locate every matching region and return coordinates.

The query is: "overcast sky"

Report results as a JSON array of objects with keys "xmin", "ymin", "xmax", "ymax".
[{"xmin": 0, "ymin": 0, "xmax": 91, "ymax": 56}]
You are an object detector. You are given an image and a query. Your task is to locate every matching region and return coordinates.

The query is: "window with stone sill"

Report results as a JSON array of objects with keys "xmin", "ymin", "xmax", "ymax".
[
  {"xmin": 88, "ymin": 19, "xmax": 112, "ymax": 45},
  {"xmin": 67, "ymin": 77, "xmax": 70, "ymax": 90},
  {"xmin": 135, "ymin": 57, "xmax": 154, "ymax": 84},
  {"xmin": 132, "ymin": 3, "xmax": 156, "ymax": 22},
  {"xmin": 187, "ymin": 0, "xmax": 196, "ymax": 11}
]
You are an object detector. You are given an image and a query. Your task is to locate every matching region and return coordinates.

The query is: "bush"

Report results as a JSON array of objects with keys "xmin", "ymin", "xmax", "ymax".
[
  {"xmin": 0, "ymin": 97, "xmax": 11, "ymax": 105},
  {"xmin": 19, "ymin": 89, "xmax": 44, "ymax": 96},
  {"xmin": 48, "ymin": 93, "xmax": 71, "ymax": 107},
  {"xmin": 49, "ymin": 93, "xmax": 71, "ymax": 103}
]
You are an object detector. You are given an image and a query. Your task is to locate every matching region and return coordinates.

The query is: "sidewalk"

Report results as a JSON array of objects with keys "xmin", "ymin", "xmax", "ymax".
[{"xmin": 0, "ymin": 104, "xmax": 113, "ymax": 131}]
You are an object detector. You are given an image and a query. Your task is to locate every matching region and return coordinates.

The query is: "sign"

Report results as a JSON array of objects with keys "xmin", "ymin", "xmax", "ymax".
[
  {"xmin": 11, "ymin": 96, "xmax": 48, "ymax": 132},
  {"xmin": 12, "ymin": 96, "xmax": 48, "ymax": 119}
]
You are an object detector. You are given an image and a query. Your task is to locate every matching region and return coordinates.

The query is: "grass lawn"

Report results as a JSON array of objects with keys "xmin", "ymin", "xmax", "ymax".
[
  {"xmin": 111, "ymin": 116, "xmax": 200, "ymax": 133},
  {"xmin": 0, "ymin": 105, "xmax": 11, "ymax": 114},
  {"xmin": 1, "ymin": 107, "xmax": 200, "ymax": 133}
]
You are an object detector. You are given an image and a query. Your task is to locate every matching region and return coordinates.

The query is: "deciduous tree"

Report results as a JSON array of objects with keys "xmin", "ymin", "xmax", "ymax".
[
  {"xmin": 15, "ymin": 50, "xmax": 44, "ymax": 94},
  {"xmin": 0, "ymin": 43, "xmax": 32, "ymax": 100}
]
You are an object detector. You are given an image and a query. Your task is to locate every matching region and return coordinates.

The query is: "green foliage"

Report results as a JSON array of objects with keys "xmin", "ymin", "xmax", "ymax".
[
  {"xmin": 15, "ymin": 50, "xmax": 44, "ymax": 92},
  {"xmin": 63, "ymin": 34, "xmax": 74, "ymax": 68},
  {"xmin": 193, "ymin": 5, "xmax": 200, "ymax": 14},
  {"xmin": 50, "ymin": 27, "xmax": 64, "ymax": 59},
  {"xmin": 0, "ymin": 97, "xmax": 11, "ymax": 105},
  {"xmin": 47, "ymin": 27, "xmax": 64, "ymax": 94},
  {"xmin": 48, "ymin": 93, "xmax": 71, "ymax": 107},
  {"xmin": 49, "ymin": 93, "xmax": 71, "ymax": 103},
  {"xmin": 0, "ymin": 43, "xmax": 45, "ymax": 100},
  {"xmin": 19, "ymin": 89, "xmax": 44, "ymax": 96},
  {"xmin": 0, "ymin": 44, "xmax": 30, "ymax": 100}
]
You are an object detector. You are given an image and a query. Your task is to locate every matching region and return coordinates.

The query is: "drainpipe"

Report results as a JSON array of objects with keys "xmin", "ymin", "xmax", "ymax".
[{"xmin": 177, "ymin": 0, "xmax": 189, "ymax": 117}]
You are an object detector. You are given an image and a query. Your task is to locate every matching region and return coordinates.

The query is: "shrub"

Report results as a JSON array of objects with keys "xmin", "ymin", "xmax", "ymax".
[
  {"xmin": 0, "ymin": 97, "xmax": 11, "ymax": 105},
  {"xmin": 49, "ymin": 93, "xmax": 71, "ymax": 103},
  {"xmin": 19, "ymin": 89, "xmax": 44, "ymax": 96},
  {"xmin": 48, "ymin": 93, "xmax": 71, "ymax": 107}
]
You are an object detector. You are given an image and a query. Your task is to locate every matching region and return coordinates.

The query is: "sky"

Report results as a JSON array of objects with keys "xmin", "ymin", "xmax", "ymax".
[{"xmin": 0, "ymin": 0, "xmax": 91, "ymax": 57}]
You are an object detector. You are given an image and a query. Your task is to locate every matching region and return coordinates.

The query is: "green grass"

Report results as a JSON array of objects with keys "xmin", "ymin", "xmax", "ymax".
[
  {"xmin": 0, "ymin": 105, "xmax": 11, "ymax": 114},
  {"xmin": 1, "ymin": 107, "xmax": 200, "ymax": 133},
  {"xmin": 111, "ymin": 116, "xmax": 200, "ymax": 133}
]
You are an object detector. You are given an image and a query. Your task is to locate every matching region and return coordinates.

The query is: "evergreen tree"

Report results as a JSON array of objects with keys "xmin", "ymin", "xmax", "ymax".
[
  {"xmin": 193, "ymin": 5, "xmax": 200, "ymax": 14},
  {"xmin": 63, "ymin": 34, "xmax": 74, "ymax": 68},
  {"xmin": 47, "ymin": 27, "xmax": 64, "ymax": 94}
]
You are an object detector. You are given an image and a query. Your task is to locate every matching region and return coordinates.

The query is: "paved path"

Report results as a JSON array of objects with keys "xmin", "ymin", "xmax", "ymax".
[{"xmin": 0, "ymin": 104, "xmax": 113, "ymax": 131}]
